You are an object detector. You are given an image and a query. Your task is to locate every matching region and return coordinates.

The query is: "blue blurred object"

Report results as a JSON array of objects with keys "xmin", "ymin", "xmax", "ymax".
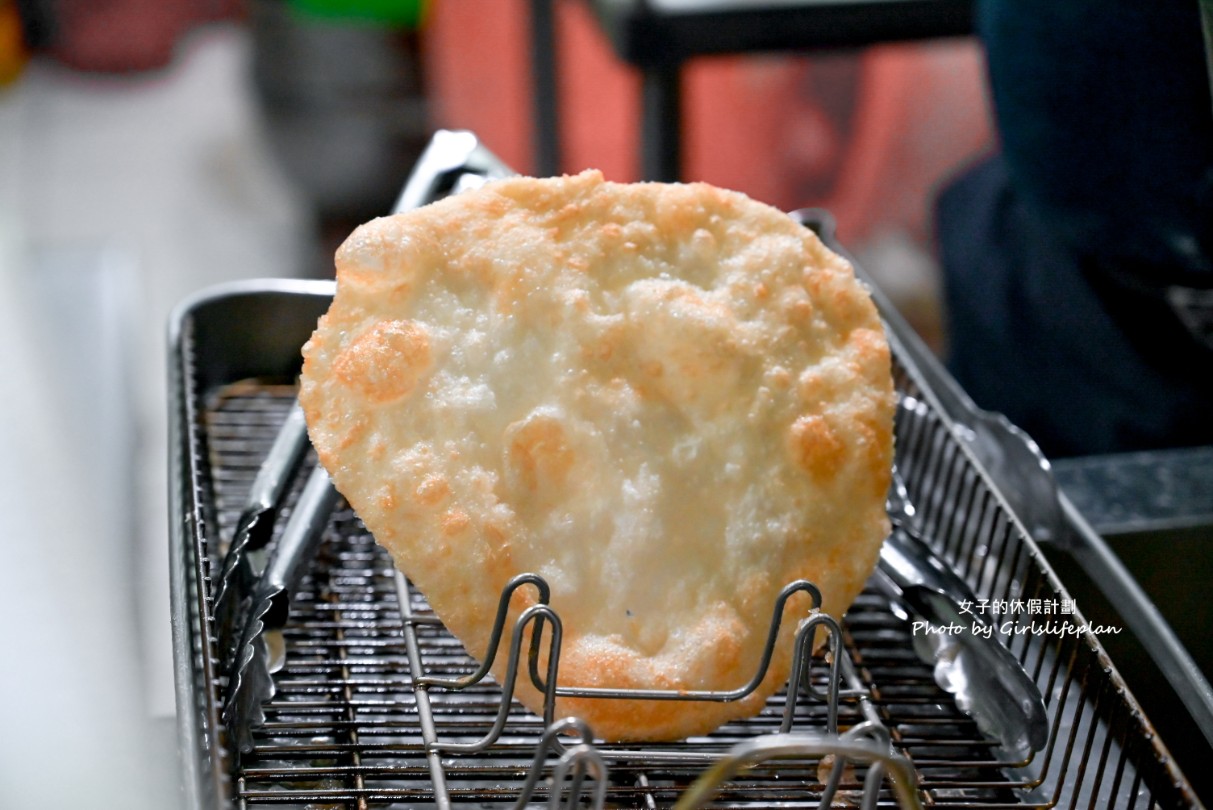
[{"xmin": 937, "ymin": 0, "xmax": 1213, "ymax": 458}]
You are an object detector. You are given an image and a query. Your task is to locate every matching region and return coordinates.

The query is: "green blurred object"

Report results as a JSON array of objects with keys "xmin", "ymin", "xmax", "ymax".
[{"xmin": 288, "ymin": 0, "xmax": 430, "ymax": 28}]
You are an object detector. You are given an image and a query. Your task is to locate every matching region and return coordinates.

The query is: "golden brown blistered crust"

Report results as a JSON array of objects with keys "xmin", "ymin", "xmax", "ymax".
[{"xmin": 299, "ymin": 170, "xmax": 895, "ymax": 741}]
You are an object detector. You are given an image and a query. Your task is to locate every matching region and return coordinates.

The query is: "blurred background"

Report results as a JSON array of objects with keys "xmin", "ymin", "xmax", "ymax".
[{"xmin": 0, "ymin": 0, "xmax": 994, "ymax": 806}]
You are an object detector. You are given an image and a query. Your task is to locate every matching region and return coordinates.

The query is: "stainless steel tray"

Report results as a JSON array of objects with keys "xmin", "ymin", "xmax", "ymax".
[{"xmin": 170, "ymin": 270, "xmax": 1201, "ymax": 807}]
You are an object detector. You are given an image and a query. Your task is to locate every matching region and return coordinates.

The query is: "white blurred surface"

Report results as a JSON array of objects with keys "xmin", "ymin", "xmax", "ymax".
[{"xmin": 0, "ymin": 25, "xmax": 308, "ymax": 808}]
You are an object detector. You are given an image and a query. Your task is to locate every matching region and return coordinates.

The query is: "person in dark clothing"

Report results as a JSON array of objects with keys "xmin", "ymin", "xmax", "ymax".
[{"xmin": 935, "ymin": 0, "xmax": 1213, "ymax": 458}]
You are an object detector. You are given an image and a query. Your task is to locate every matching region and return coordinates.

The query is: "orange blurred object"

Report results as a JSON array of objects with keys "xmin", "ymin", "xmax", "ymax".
[
  {"xmin": 0, "ymin": 0, "xmax": 27, "ymax": 84},
  {"xmin": 424, "ymin": 0, "xmax": 992, "ymax": 249}
]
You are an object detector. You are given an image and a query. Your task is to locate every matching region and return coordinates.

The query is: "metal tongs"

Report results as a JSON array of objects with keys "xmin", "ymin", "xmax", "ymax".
[
  {"xmin": 213, "ymin": 402, "xmax": 310, "ymax": 658},
  {"xmin": 223, "ymin": 464, "xmax": 339, "ymax": 754},
  {"xmin": 221, "ymin": 130, "xmax": 514, "ymax": 756},
  {"xmin": 875, "ymin": 469, "xmax": 1049, "ymax": 756},
  {"xmin": 215, "ymin": 396, "xmax": 339, "ymax": 754}
]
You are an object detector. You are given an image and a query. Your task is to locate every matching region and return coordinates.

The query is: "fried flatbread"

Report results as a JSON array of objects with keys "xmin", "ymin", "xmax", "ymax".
[{"xmin": 299, "ymin": 170, "xmax": 894, "ymax": 741}]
